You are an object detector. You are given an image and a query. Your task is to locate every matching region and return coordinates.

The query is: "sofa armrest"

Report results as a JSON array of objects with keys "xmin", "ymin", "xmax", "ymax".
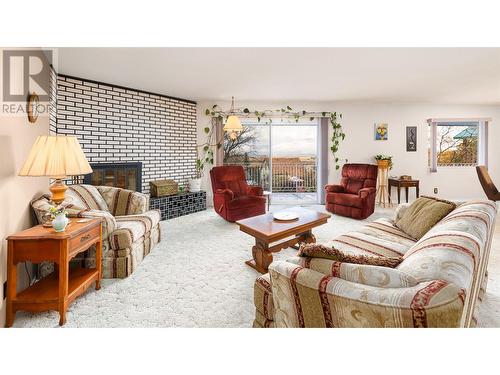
[
  {"xmin": 215, "ymin": 188, "xmax": 234, "ymax": 201},
  {"xmin": 247, "ymin": 185, "xmax": 263, "ymax": 196},
  {"xmin": 286, "ymin": 256, "xmax": 417, "ymax": 288},
  {"xmin": 325, "ymin": 184, "xmax": 344, "ymax": 193},
  {"xmin": 268, "ymin": 261, "xmax": 464, "ymax": 327},
  {"xmin": 80, "ymin": 209, "xmax": 117, "ymax": 240},
  {"xmin": 358, "ymin": 187, "xmax": 376, "ymax": 199}
]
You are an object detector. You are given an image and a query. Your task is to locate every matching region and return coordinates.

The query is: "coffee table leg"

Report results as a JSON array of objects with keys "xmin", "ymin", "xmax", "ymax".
[
  {"xmin": 303, "ymin": 230, "xmax": 316, "ymax": 244},
  {"xmin": 292, "ymin": 230, "xmax": 316, "ymax": 250},
  {"xmin": 246, "ymin": 240, "xmax": 273, "ymax": 274}
]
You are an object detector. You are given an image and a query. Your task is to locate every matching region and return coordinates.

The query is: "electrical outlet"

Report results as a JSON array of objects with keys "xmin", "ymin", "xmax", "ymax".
[
  {"xmin": 2, "ymin": 281, "xmax": 6, "ymax": 300},
  {"xmin": 434, "ymin": 188, "xmax": 438, "ymax": 194}
]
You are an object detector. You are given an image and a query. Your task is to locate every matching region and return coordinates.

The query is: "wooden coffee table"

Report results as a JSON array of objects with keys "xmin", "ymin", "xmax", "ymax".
[{"xmin": 236, "ymin": 207, "xmax": 331, "ymax": 273}]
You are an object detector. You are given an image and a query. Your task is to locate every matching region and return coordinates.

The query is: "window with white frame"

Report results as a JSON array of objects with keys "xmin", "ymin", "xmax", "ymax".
[
  {"xmin": 427, "ymin": 118, "xmax": 491, "ymax": 172},
  {"xmin": 427, "ymin": 118, "xmax": 490, "ymax": 172}
]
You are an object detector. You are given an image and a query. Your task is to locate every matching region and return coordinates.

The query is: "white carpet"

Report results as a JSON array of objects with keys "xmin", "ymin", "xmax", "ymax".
[{"xmin": 13, "ymin": 205, "xmax": 500, "ymax": 327}]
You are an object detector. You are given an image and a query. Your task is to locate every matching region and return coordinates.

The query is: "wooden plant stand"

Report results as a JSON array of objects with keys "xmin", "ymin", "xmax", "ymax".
[
  {"xmin": 5, "ymin": 218, "xmax": 103, "ymax": 327},
  {"xmin": 376, "ymin": 165, "xmax": 391, "ymax": 207}
]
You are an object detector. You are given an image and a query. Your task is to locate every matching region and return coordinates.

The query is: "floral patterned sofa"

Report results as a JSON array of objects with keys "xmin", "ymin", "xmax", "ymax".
[
  {"xmin": 31, "ymin": 184, "xmax": 161, "ymax": 278},
  {"xmin": 253, "ymin": 200, "xmax": 497, "ymax": 328}
]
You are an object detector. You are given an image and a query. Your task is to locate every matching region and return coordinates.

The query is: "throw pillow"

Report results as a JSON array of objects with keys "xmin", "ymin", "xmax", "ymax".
[
  {"xmin": 395, "ymin": 196, "xmax": 456, "ymax": 240},
  {"xmin": 298, "ymin": 244, "xmax": 403, "ymax": 268}
]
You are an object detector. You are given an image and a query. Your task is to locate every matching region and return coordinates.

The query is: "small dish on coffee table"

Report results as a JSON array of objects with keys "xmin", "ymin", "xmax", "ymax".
[{"xmin": 273, "ymin": 211, "xmax": 299, "ymax": 221}]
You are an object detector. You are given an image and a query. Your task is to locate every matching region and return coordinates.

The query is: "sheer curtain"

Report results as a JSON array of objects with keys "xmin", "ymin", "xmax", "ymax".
[{"xmin": 318, "ymin": 117, "xmax": 329, "ymax": 204}]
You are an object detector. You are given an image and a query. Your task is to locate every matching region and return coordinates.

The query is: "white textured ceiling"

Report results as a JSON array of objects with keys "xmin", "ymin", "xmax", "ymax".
[{"xmin": 57, "ymin": 48, "xmax": 500, "ymax": 104}]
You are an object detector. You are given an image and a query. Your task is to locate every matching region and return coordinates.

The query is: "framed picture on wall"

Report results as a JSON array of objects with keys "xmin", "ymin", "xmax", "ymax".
[
  {"xmin": 374, "ymin": 123, "xmax": 388, "ymax": 140},
  {"xmin": 406, "ymin": 126, "xmax": 417, "ymax": 151}
]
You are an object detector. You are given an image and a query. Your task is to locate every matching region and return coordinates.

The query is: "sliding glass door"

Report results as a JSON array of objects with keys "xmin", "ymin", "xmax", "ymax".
[{"xmin": 224, "ymin": 119, "xmax": 319, "ymax": 205}]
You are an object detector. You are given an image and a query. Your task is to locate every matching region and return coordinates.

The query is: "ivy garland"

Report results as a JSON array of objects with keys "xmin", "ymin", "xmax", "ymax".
[{"xmin": 197, "ymin": 105, "xmax": 345, "ymax": 178}]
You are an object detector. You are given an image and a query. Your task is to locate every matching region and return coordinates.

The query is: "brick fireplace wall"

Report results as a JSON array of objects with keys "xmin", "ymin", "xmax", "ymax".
[{"xmin": 53, "ymin": 74, "xmax": 197, "ymax": 193}]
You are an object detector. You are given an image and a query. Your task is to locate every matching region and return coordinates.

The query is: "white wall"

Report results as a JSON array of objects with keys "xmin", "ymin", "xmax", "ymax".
[
  {"xmin": 0, "ymin": 48, "xmax": 51, "ymax": 326},
  {"xmin": 197, "ymin": 100, "xmax": 500, "ymax": 204}
]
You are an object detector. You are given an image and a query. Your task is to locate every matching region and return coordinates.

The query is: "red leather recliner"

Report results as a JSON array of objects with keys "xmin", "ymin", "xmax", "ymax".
[
  {"xmin": 325, "ymin": 163, "xmax": 378, "ymax": 220},
  {"xmin": 210, "ymin": 166, "xmax": 266, "ymax": 222}
]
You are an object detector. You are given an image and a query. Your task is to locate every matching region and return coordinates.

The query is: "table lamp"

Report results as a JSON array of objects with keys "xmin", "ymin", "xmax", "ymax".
[{"xmin": 19, "ymin": 135, "xmax": 92, "ymax": 204}]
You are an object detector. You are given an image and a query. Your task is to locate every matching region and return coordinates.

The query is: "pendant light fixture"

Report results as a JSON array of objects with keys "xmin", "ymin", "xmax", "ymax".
[{"xmin": 223, "ymin": 96, "xmax": 243, "ymax": 140}]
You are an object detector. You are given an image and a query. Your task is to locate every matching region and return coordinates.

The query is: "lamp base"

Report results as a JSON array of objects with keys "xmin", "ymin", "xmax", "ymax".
[{"xmin": 50, "ymin": 179, "xmax": 68, "ymax": 205}]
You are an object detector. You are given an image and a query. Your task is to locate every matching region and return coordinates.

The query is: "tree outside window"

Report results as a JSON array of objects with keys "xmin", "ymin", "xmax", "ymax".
[{"xmin": 436, "ymin": 124, "xmax": 478, "ymax": 166}]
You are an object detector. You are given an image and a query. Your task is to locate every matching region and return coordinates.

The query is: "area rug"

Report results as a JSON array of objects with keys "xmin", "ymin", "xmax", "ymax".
[{"xmin": 13, "ymin": 205, "xmax": 500, "ymax": 327}]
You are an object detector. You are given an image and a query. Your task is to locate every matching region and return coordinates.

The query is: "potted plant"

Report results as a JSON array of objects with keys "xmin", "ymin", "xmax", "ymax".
[
  {"xmin": 189, "ymin": 147, "xmax": 214, "ymax": 192},
  {"xmin": 189, "ymin": 116, "xmax": 220, "ymax": 193},
  {"xmin": 188, "ymin": 159, "xmax": 203, "ymax": 192},
  {"xmin": 49, "ymin": 205, "xmax": 69, "ymax": 232},
  {"xmin": 374, "ymin": 154, "xmax": 393, "ymax": 170}
]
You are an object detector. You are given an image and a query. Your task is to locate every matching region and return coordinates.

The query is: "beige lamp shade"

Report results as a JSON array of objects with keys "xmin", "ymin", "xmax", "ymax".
[
  {"xmin": 19, "ymin": 135, "xmax": 92, "ymax": 178},
  {"xmin": 223, "ymin": 115, "xmax": 243, "ymax": 132}
]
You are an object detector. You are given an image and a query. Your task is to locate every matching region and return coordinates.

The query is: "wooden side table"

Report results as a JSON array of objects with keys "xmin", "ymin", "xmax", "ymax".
[
  {"xmin": 388, "ymin": 178, "xmax": 420, "ymax": 204},
  {"xmin": 5, "ymin": 218, "xmax": 103, "ymax": 327}
]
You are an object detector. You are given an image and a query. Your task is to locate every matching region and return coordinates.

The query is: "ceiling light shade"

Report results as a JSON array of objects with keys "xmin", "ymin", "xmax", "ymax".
[
  {"xmin": 19, "ymin": 135, "xmax": 92, "ymax": 178},
  {"xmin": 223, "ymin": 115, "xmax": 243, "ymax": 132}
]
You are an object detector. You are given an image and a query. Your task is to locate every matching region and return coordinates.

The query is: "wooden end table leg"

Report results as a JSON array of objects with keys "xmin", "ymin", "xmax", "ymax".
[
  {"xmin": 6, "ymin": 241, "xmax": 16, "ymax": 328},
  {"xmin": 405, "ymin": 186, "xmax": 409, "ymax": 203},
  {"xmin": 246, "ymin": 240, "xmax": 272, "ymax": 274},
  {"xmin": 58, "ymin": 241, "xmax": 69, "ymax": 326},
  {"xmin": 95, "ymin": 224, "xmax": 103, "ymax": 290},
  {"xmin": 416, "ymin": 184, "xmax": 420, "ymax": 198},
  {"xmin": 397, "ymin": 186, "xmax": 401, "ymax": 204}
]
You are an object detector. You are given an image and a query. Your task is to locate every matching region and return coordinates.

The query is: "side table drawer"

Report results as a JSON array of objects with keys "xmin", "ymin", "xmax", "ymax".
[
  {"xmin": 69, "ymin": 225, "xmax": 100, "ymax": 255},
  {"xmin": 403, "ymin": 182, "xmax": 419, "ymax": 187}
]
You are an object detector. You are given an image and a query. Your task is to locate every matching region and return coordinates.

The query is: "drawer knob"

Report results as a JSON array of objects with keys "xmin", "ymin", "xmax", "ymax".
[{"xmin": 80, "ymin": 234, "xmax": 91, "ymax": 242}]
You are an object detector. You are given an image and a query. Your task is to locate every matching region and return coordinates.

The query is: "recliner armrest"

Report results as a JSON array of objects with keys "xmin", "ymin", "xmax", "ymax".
[
  {"xmin": 325, "ymin": 184, "xmax": 344, "ymax": 193},
  {"xmin": 358, "ymin": 187, "xmax": 376, "ymax": 198},
  {"xmin": 215, "ymin": 188, "xmax": 234, "ymax": 201},
  {"xmin": 247, "ymin": 185, "xmax": 263, "ymax": 196}
]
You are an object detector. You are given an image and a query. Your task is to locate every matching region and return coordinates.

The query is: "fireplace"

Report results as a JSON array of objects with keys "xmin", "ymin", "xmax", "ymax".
[{"xmin": 83, "ymin": 162, "xmax": 143, "ymax": 192}]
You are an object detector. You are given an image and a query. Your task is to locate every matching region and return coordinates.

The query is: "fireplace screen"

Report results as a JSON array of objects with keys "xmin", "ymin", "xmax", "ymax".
[{"xmin": 83, "ymin": 162, "xmax": 142, "ymax": 192}]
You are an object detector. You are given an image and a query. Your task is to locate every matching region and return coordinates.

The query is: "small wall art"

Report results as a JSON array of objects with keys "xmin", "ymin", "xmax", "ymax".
[
  {"xmin": 406, "ymin": 126, "xmax": 417, "ymax": 151},
  {"xmin": 374, "ymin": 123, "xmax": 388, "ymax": 140}
]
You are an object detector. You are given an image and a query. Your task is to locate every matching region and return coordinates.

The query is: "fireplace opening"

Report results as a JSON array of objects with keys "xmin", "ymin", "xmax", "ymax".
[{"xmin": 83, "ymin": 162, "xmax": 143, "ymax": 192}]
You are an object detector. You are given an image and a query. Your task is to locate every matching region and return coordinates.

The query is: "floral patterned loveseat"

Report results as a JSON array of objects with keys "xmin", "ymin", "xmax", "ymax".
[
  {"xmin": 253, "ymin": 200, "xmax": 497, "ymax": 328},
  {"xmin": 31, "ymin": 184, "xmax": 161, "ymax": 278}
]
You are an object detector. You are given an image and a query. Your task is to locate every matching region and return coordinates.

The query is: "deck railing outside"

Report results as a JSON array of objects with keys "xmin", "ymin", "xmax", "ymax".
[{"xmin": 226, "ymin": 162, "xmax": 317, "ymax": 193}]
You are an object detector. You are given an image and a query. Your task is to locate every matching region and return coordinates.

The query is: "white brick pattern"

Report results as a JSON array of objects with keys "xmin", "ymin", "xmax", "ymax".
[{"xmin": 53, "ymin": 75, "xmax": 197, "ymax": 193}]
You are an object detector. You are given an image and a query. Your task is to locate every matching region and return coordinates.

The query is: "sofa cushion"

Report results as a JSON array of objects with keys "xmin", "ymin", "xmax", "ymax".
[
  {"xmin": 321, "ymin": 218, "xmax": 415, "ymax": 258},
  {"xmin": 97, "ymin": 186, "xmax": 148, "ymax": 216},
  {"xmin": 227, "ymin": 195, "xmax": 266, "ymax": 210},
  {"xmin": 395, "ymin": 196, "xmax": 456, "ymax": 240},
  {"xmin": 66, "ymin": 184, "xmax": 110, "ymax": 212},
  {"xmin": 111, "ymin": 210, "xmax": 161, "ymax": 250},
  {"xmin": 327, "ymin": 192, "xmax": 363, "ymax": 208}
]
